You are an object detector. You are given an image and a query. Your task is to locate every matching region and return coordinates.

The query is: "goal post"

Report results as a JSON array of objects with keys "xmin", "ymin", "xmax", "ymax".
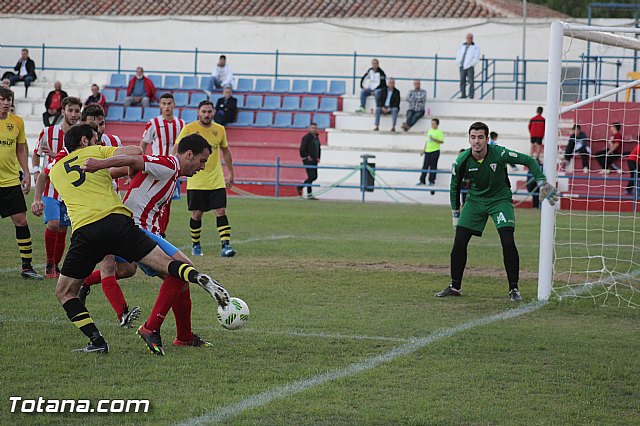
[{"xmin": 538, "ymin": 22, "xmax": 640, "ymax": 305}]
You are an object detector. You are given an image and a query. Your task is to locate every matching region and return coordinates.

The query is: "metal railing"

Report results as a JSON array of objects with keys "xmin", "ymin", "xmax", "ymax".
[{"xmin": 2, "ymin": 43, "xmax": 635, "ymax": 101}]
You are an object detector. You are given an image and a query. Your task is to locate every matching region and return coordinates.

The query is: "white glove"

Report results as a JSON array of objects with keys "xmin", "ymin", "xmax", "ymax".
[
  {"xmin": 538, "ymin": 182, "xmax": 559, "ymax": 206},
  {"xmin": 452, "ymin": 210, "xmax": 460, "ymax": 228}
]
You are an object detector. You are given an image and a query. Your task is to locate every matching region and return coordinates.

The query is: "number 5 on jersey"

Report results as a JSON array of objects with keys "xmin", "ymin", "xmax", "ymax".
[{"xmin": 63, "ymin": 156, "xmax": 86, "ymax": 187}]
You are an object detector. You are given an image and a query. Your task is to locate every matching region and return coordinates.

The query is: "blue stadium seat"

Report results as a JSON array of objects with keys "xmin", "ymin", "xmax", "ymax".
[
  {"xmin": 181, "ymin": 109, "xmax": 198, "ymax": 123},
  {"xmin": 329, "ymin": 80, "xmax": 346, "ymax": 96},
  {"xmin": 123, "ymin": 107, "xmax": 143, "ymax": 122},
  {"xmin": 254, "ymin": 112, "xmax": 273, "ymax": 127},
  {"xmin": 235, "ymin": 94, "xmax": 244, "ymax": 108},
  {"xmin": 148, "ymin": 75, "xmax": 163, "ymax": 88},
  {"xmin": 142, "ymin": 108, "xmax": 158, "ymax": 122},
  {"xmin": 281, "ymin": 96, "xmax": 300, "ymax": 111},
  {"xmin": 233, "ymin": 111, "xmax": 254, "ymax": 127},
  {"xmin": 291, "ymin": 80, "xmax": 309, "ymax": 94},
  {"xmin": 318, "ymin": 97, "xmax": 338, "ymax": 112},
  {"xmin": 173, "ymin": 92, "xmax": 189, "ymax": 107},
  {"xmin": 115, "ymin": 90, "xmax": 127, "ymax": 104},
  {"xmin": 245, "ymin": 95, "xmax": 263, "ymax": 109},
  {"xmin": 254, "ymin": 79, "xmax": 272, "ymax": 93},
  {"xmin": 300, "ymin": 97, "xmax": 319, "ymax": 112},
  {"xmin": 313, "ymin": 113, "xmax": 331, "ymax": 129},
  {"xmin": 273, "ymin": 112, "xmax": 292, "ymax": 128},
  {"xmin": 163, "ymin": 75, "xmax": 181, "ymax": 90},
  {"xmin": 310, "ymin": 80, "xmax": 327, "ymax": 95},
  {"xmin": 189, "ymin": 92, "xmax": 208, "ymax": 107},
  {"xmin": 109, "ymin": 74, "xmax": 127, "ymax": 88},
  {"xmin": 102, "ymin": 89, "xmax": 116, "ymax": 103},
  {"xmin": 292, "ymin": 113, "xmax": 311, "ymax": 129},
  {"xmin": 210, "ymin": 94, "xmax": 223, "ymax": 105},
  {"xmin": 151, "ymin": 91, "xmax": 170, "ymax": 106},
  {"xmin": 273, "ymin": 79, "xmax": 290, "ymax": 93},
  {"xmin": 263, "ymin": 95, "xmax": 281, "ymax": 110},
  {"xmin": 105, "ymin": 106, "xmax": 124, "ymax": 121},
  {"xmin": 182, "ymin": 76, "xmax": 198, "ymax": 90},
  {"xmin": 236, "ymin": 78, "xmax": 253, "ymax": 92},
  {"xmin": 199, "ymin": 76, "xmax": 211, "ymax": 90}
]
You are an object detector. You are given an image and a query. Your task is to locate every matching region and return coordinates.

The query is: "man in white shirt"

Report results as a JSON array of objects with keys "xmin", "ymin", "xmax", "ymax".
[
  {"xmin": 208, "ymin": 55, "xmax": 234, "ymax": 91},
  {"xmin": 455, "ymin": 33, "xmax": 481, "ymax": 99}
]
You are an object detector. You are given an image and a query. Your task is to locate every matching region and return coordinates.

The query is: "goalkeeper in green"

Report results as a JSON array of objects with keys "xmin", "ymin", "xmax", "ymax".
[{"xmin": 436, "ymin": 121, "xmax": 558, "ymax": 301}]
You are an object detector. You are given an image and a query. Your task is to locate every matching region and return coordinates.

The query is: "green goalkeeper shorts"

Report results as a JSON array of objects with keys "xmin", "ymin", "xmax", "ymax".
[{"xmin": 457, "ymin": 198, "xmax": 515, "ymax": 236}]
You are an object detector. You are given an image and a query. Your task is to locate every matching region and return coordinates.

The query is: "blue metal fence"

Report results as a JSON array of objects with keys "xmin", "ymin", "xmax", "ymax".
[{"xmin": 1, "ymin": 43, "xmax": 633, "ymax": 101}]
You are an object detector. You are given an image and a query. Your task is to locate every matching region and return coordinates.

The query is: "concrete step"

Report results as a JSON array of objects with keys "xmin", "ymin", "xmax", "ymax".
[
  {"xmin": 326, "ymin": 128, "xmax": 531, "ymax": 153},
  {"xmin": 341, "ymin": 95, "xmax": 543, "ymax": 120},
  {"xmin": 320, "ymin": 147, "xmax": 459, "ymax": 170},
  {"xmin": 334, "ymin": 111, "xmax": 530, "ymax": 135}
]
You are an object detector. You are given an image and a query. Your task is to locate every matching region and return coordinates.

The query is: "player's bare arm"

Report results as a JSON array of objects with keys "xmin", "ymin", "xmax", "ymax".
[
  {"xmin": 83, "ymin": 154, "xmax": 145, "ymax": 173},
  {"xmin": 222, "ymin": 146, "xmax": 234, "ymax": 187},
  {"xmin": 17, "ymin": 142, "xmax": 31, "ymax": 194},
  {"xmin": 31, "ymin": 171, "xmax": 48, "ymax": 217}
]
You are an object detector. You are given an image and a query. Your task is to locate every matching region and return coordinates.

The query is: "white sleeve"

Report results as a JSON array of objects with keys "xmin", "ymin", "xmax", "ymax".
[
  {"xmin": 143, "ymin": 156, "xmax": 177, "ymax": 179},
  {"xmin": 470, "ymin": 45, "xmax": 481, "ymax": 66},
  {"xmin": 455, "ymin": 45, "xmax": 463, "ymax": 65},
  {"xmin": 223, "ymin": 66, "xmax": 234, "ymax": 86},
  {"xmin": 141, "ymin": 122, "xmax": 156, "ymax": 144}
]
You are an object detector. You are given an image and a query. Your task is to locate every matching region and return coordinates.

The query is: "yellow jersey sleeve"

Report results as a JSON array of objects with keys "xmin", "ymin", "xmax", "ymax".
[
  {"xmin": 0, "ymin": 114, "xmax": 26, "ymax": 187},
  {"xmin": 49, "ymin": 145, "xmax": 131, "ymax": 231}
]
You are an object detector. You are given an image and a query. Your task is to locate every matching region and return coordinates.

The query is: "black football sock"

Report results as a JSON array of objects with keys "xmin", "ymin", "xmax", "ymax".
[
  {"xmin": 168, "ymin": 260, "xmax": 199, "ymax": 283},
  {"xmin": 15, "ymin": 225, "xmax": 33, "ymax": 268},
  {"xmin": 216, "ymin": 215, "xmax": 231, "ymax": 247},
  {"xmin": 498, "ymin": 227, "xmax": 520, "ymax": 290},
  {"xmin": 63, "ymin": 298, "xmax": 106, "ymax": 346},
  {"xmin": 190, "ymin": 218, "xmax": 202, "ymax": 245},
  {"xmin": 450, "ymin": 227, "xmax": 473, "ymax": 290}
]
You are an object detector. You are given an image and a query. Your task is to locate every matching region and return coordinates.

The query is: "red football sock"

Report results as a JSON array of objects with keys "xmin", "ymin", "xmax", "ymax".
[
  {"xmin": 146, "ymin": 275, "xmax": 183, "ymax": 333},
  {"xmin": 84, "ymin": 270, "xmax": 102, "ymax": 286},
  {"xmin": 172, "ymin": 283, "xmax": 193, "ymax": 342},
  {"xmin": 54, "ymin": 228, "xmax": 67, "ymax": 266},
  {"xmin": 44, "ymin": 229, "xmax": 57, "ymax": 265},
  {"xmin": 101, "ymin": 276, "xmax": 128, "ymax": 320}
]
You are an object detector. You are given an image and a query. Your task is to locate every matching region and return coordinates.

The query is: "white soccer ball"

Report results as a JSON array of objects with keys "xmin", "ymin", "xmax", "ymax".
[{"xmin": 217, "ymin": 297, "xmax": 249, "ymax": 330}]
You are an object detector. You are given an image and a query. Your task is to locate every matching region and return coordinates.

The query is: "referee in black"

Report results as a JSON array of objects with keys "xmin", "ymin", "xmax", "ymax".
[{"xmin": 297, "ymin": 122, "xmax": 321, "ymax": 200}]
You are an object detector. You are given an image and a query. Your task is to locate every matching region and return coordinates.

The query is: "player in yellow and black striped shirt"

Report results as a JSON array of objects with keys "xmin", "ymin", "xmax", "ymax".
[{"xmin": 0, "ymin": 86, "xmax": 42, "ymax": 279}]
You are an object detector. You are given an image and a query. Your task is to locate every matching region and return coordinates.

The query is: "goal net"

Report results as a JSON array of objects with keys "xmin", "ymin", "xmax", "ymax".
[{"xmin": 539, "ymin": 22, "xmax": 640, "ymax": 307}]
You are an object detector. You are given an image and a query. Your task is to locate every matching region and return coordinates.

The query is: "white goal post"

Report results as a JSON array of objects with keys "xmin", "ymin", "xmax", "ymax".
[{"xmin": 538, "ymin": 22, "xmax": 640, "ymax": 302}]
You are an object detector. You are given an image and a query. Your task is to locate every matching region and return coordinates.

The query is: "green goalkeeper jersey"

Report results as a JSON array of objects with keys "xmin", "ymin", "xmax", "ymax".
[{"xmin": 450, "ymin": 144, "xmax": 545, "ymax": 210}]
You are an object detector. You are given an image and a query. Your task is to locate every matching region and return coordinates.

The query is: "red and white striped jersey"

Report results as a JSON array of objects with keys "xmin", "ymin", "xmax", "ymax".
[
  {"xmin": 100, "ymin": 133, "xmax": 123, "ymax": 148},
  {"xmin": 122, "ymin": 155, "xmax": 180, "ymax": 234},
  {"xmin": 36, "ymin": 125, "xmax": 65, "ymax": 200},
  {"xmin": 141, "ymin": 116, "xmax": 185, "ymax": 156}
]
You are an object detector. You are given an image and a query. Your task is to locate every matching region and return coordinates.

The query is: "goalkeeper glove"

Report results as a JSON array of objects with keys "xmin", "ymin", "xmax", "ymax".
[
  {"xmin": 538, "ymin": 182, "xmax": 559, "ymax": 206},
  {"xmin": 452, "ymin": 210, "xmax": 460, "ymax": 228}
]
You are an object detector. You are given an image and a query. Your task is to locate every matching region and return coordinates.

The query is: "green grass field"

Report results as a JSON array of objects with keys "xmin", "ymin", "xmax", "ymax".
[{"xmin": 0, "ymin": 197, "xmax": 638, "ymax": 425}]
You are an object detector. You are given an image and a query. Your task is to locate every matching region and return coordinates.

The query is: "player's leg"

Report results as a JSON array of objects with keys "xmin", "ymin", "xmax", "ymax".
[
  {"xmin": 2, "ymin": 184, "xmax": 42, "ymax": 279},
  {"xmin": 187, "ymin": 189, "xmax": 205, "ymax": 256},
  {"xmin": 489, "ymin": 201, "xmax": 521, "ymax": 301},
  {"xmin": 211, "ymin": 188, "xmax": 235, "ymax": 257},
  {"xmin": 42, "ymin": 196, "xmax": 63, "ymax": 277},
  {"xmin": 436, "ymin": 201, "xmax": 487, "ymax": 297},
  {"xmin": 101, "ymin": 256, "xmax": 140, "ymax": 327},
  {"xmin": 53, "ymin": 202, "xmax": 71, "ymax": 276}
]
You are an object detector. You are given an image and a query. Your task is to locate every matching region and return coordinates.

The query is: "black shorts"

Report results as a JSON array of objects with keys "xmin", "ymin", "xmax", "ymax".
[
  {"xmin": 61, "ymin": 214, "xmax": 158, "ymax": 279},
  {"xmin": 187, "ymin": 189, "xmax": 227, "ymax": 212},
  {"xmin": 0, "ymin": 185, "xmax": 27, "ymax": 218},
  {"xmin": 530, "ymin": 137, "xmax": 543, "ymax": 145}
]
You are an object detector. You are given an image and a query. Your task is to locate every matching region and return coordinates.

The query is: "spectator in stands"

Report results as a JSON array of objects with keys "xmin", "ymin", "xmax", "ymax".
[
  {"xmin": 374, "ymin": 78, "xmax": 400, "ymax": 132},
  {"xmin": 489, "ymin": 131, "xmax": 498, "ymax": 145},
  {"xmin": 356, "ymin": 59, "xmax": 386, "ymax": 113},
  {"xmin": 596, "ymin": 122, "xmax": 624, "ymax": 174},
  {"xmin": 625, "ymin": 136, "xmax": 640, "ymax": 194},
  {"xmin": 2, "ymin": 49, "xmax": 37, "ymax": 97},
  {"xmin": 418, "ymin": 118, "xmax": 444, "ymax": 192},
  {"xmin": 84, "ymin": 84, "xmax": 106, "ymax": 109},
  {"xmin": 42, "ymin": 81, "xmax": 68, "ymax": 127},
  {"xmin": 124, "ymin": 67, "xmax": 157, "ymax": 111},
  {"xmin": 214, "ymin": 86, "xmax": 238, "ymax": 126},
  {"xmin": 455, "ymin": 33, "xmax": 480, "ymax": 99},
  {"xmin": 209, "ymin": 55, "xmax": 234, "ymax": 91},
  {"xmin": 401, "ymin": 80, "xmax": 427, "ymax": 132},
  {"xmin": 563, "ymin": 124, "xmax": 590, "ymax": 173},
  {"xmin": 528, "ymin": 106, "xmax": 545, "ymax": 160},
  {"xmin": 297, "ymin": 122, "xmax": 321, "ymax": 200}
]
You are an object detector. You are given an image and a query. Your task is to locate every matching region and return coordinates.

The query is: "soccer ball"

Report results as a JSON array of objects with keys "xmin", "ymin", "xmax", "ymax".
[{"xmin": 217, "ymin": 297, "xmax": 249, "ymax": 330}]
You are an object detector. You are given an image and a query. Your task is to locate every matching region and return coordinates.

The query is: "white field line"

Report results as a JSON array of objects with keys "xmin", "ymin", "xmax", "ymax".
[
  {"xmin": 0, "ymin": 314, "xmax": 410, "ymax": 343},
  {"xmin": 176, "ymin": 299, "xmax": 547, "ymax": 426}
]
